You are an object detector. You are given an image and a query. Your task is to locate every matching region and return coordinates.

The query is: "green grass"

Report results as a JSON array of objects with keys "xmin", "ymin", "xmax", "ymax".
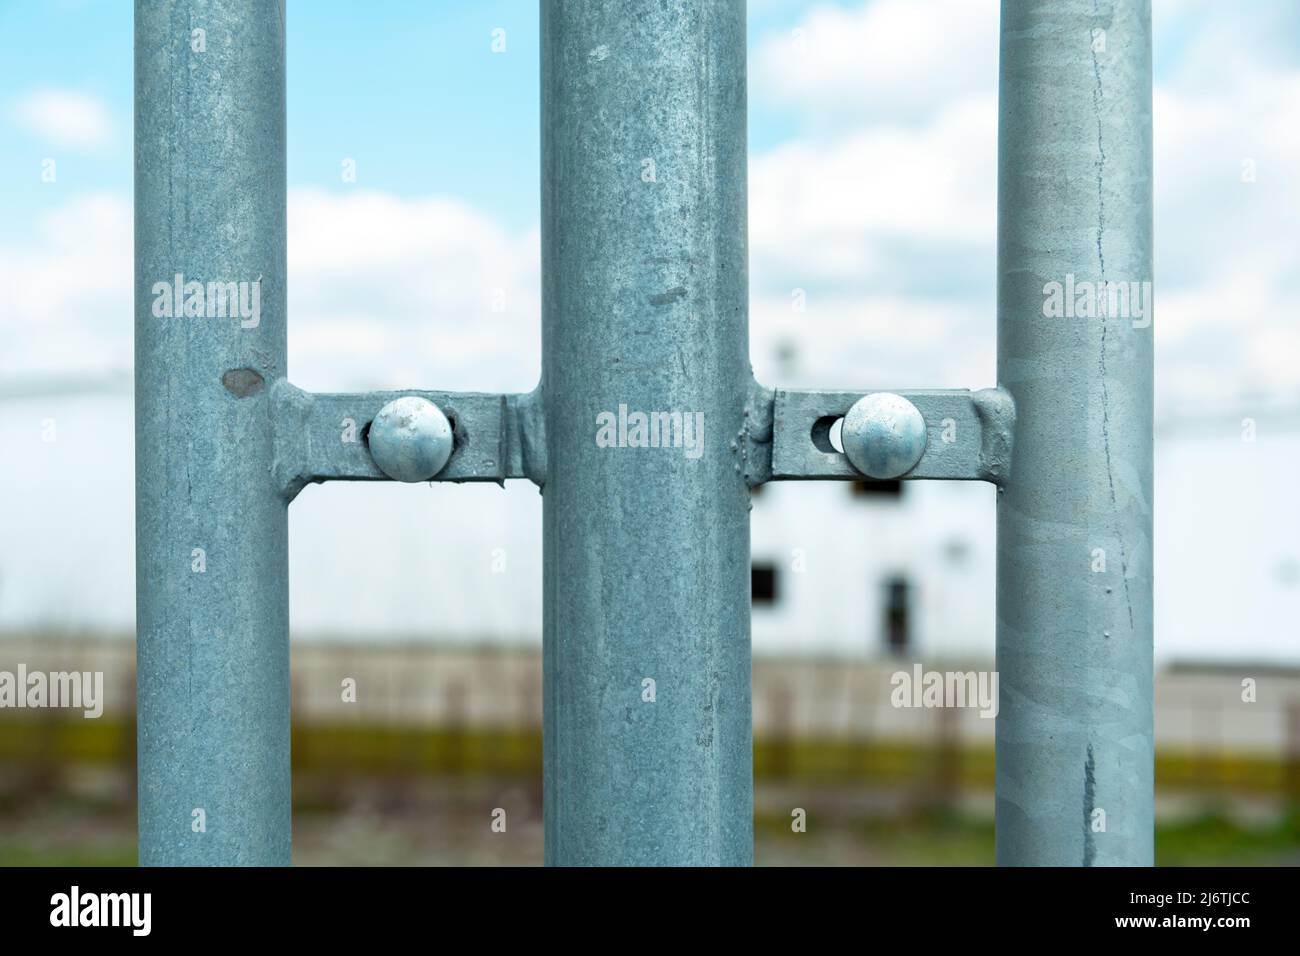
[
  {"xmin": 0, "ymin": 843, "xmax": 136, "ymax": 867},
  {"xmin": 755, "ymin": 807, "xmax": 1300, "ymax": 866},
  {"xmin": 2, "ymin": 795, "xmax": 1298, "ymax": 866},
  {"xmin": 1155, "ymin": 808, "xmax": 1300, "ymax": 866}
]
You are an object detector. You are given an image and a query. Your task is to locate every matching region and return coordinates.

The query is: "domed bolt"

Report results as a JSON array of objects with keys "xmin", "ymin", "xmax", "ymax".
[
  {"xmin": 841, "ymin": 392, "xmax": 927, "ymax": 480},
  {"xmin": 367, "ymin": 396, "xmax": 454, "ymax": 482}
]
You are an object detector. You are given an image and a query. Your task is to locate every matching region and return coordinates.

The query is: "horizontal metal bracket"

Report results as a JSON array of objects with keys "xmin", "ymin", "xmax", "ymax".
[
  {"xmin": 269, "ymin": 380, "xmax": 545, "ymax": 500},
  {"xmin": 750, "ymin": 385, "xmax": 1015, "ymax": 486},
  {"xmin": 268, "ymin": 378, "xmax": 1011, "ymax": 498}
]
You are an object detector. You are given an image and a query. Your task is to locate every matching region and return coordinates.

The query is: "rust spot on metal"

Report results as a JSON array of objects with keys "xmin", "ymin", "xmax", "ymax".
[{"xmin": 222, "ymin": 368, "xmax": 265, "ymax": 398}]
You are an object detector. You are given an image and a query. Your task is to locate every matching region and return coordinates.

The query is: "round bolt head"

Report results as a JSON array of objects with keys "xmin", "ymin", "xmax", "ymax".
[
  {"xmin": 841, "ymin": 392, "xmax": 927, "ymax": 480},
  {"xmin": 368, "ymin": 396, "xmax": 454, "ymax": 482}
]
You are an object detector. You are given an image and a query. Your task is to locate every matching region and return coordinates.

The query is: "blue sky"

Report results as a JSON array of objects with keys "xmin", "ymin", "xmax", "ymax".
[
  {"xmin": 0, "ymin": 0, "xmax": 849, "ymax": 236},
  {"xmin": 0, "ymin": 0, "xmax": 1214, "ymax": 235}
]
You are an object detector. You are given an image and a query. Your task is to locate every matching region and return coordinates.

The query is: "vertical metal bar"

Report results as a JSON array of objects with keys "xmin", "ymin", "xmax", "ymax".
[
  {"xmin": 541, "ymin": 0, "xmax": 752, "ymax": 865},
  {"xmin": 135, "ymin": 0, "xmax": 290, "ymax": 865},
  {"xmin": 996, "ymin": 0, "xmax": 1154, "ymax": 865}
]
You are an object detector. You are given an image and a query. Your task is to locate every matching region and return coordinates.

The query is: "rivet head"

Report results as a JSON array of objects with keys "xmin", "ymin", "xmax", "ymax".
[
  {"xmin": 841, "ymin": 392, "xmax": 927, "ymax": 480},
  {"xmin": 368, "ymin": 396, "xmax": 454, "ymax": 482}
]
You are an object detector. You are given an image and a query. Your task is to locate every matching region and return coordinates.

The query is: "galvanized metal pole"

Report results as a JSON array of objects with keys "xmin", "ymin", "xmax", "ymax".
[
  {"xmin": 541, "ymin": 0, "xmax": 752, "ymax": 865},
  {"xmin": 135, "ymin": 0, "xmax": 290, "ymax": 865},
  {"xmin": 996, "ymin": 0, "xmax": 1154, "ymax": 865}
]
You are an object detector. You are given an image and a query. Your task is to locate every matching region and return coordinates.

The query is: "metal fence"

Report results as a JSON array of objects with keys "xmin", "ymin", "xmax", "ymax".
[{"xmin": 134, "ymin": 0, "xmax": 1153, "ymax": 865}]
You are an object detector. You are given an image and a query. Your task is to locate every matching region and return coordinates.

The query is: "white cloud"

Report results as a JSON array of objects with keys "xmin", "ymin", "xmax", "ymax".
[
  {"xmin": 287, "ymin": 189, "xmax": 540, "ymax": 393},
  {"xmin": 0, "ymin": 188, "xmax": 541, "ymax": 393},
  {"xmin": 750, "ymin": 93, "xmax": 997, "ymax": 284},
  {"xmin": 1149, "ymin": 57, "xmax": 1300, "ymax": 408},
  {"xmin": 751, "ymin": 291, "xmax": 995, "ymax": 390},
  {"xmin": 752, "ymin": 0, "xmax": 998, "ymax": 123},
  {"xmin": 0, "ymin": 192, "xmax": 131, "ymax": 378},
  {"xmin": 10, "ymin": 89, "xmax": 114, "ymax": 149},
  {"xmin": 747, "ymin": 1, "xmax": 1000, "ymax": 391}
]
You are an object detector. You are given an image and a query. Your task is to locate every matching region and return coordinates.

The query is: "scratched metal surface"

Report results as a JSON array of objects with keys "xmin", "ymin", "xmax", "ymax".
[
  {"xmin": 995, "ymin": 0, "xmax": 1155, "ymax": 865},
  {"xmin": 539, "ymin": 0, "xmax": 753, "ymax": 865},
  {"xmin": 135, "ymin": 0, "xmax": 291, "ymax": 865}
]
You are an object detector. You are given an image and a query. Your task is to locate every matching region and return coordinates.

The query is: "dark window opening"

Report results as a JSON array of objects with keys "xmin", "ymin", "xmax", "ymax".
[
  {"xmin": 852, "ymin": 479, "xmax": 903, "ymax": 497},
  {"xmin": 883, "ymin": 574, "xmax": 911, "ymax": 655},
  {"xmin": 752, "ymin": 563, "xmax": 778, "ymax": 605}
]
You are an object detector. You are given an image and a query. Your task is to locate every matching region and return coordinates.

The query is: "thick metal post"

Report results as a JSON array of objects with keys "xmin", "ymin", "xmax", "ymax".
[
  {"xmin": 541, "ymin": 1, "xmax": 752, "ymax": 865},
  {"xmin": 995, "ymin": 0, "xmax": 1154, "ymax": 864},
  {"xmin": 135, "ymin": 0, "xmax": 290, "ymax": 865}
]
